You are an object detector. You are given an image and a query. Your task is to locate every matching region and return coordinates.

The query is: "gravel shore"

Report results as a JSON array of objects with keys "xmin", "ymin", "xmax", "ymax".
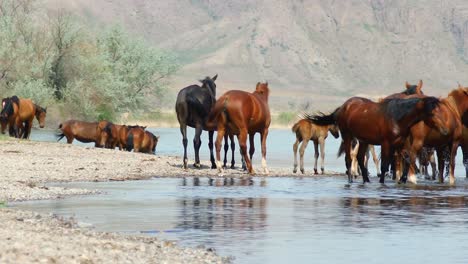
[{"xmin": 0, "ymin": 139, "xmax": 334, "ymax": 263}]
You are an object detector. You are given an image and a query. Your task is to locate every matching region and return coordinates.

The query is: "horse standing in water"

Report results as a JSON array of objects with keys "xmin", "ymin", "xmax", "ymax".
[
  {"xmin": 208, "ymin": 82, "xmax": 271, "ymax": 174},
  {"xmin": 404, "ymin": 86, "xmax": 468, "ymax": 184},
  {"xmin": 1, "ymin": 96, "xmax": 45, "ymax": 139},
  {"xmin": 175, "ymin": 75, "xmax": 219, "ymax": 169},
  {"xmin": 309, "ymin": 96, "xmax": 444, "ymax": 183},
  {"xmin": 292, "ymin": 118, "xmax": 339, "ymax": 174}
]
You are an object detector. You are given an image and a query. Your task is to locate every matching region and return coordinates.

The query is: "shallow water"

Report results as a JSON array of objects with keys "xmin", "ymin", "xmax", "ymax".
[
  {"xmin": 20, "ymin": 128, "xmax": 468, "ymax": 263},
  {"xmin": 13, "ymin": 177, "xmax": 468, "ymax": 264}
]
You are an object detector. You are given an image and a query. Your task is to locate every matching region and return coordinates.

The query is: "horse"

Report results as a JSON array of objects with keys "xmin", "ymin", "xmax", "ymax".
[
  {"xmin": 0, "ymin": 96, "xmax": 38, "ymax": 139},
  {"xmin": 126, "ymin": 127, "xmax": 159, "ymax": 154},
  {"xmin": 175, "ymin": 75, "xmax": 218, "ymax": 169},
  {"xmin": 117, "ymin": 125, "xmax": 146, "ymax": 151},
  {"xmin": 57, "ymin": 120, "xmax": 100, "ymax": 146},
  {"xmin": 309, "ymin": 96, "xmax": 444, "ymax": 183},
  {"xmin": 208, "ymin": 82, "xmax": 271, "ymax": 174},
  {"xmin": 97, "ymin": 121, "xmax": 122, "ymax": 149},
  {"xmin": 404, "ymin": 86, "xmax": 468, "ymax": 184},
  {"xmin": 292, "ymin": 118, "xmax": 339, "ymax": 174}
]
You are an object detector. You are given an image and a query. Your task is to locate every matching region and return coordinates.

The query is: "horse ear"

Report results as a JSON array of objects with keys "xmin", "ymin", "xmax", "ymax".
[
  {"xmin": 212, "ymin": 74, "xmax": 218, "ymax": 81},
  {"xmin": 256, "ymin": 82, "xmax": 261, "ymax": 88},
  {"xmin": 458, "ymin": 82, "xmax": 463, "ymax": 89},
  {"xmin": 416, "ymin": 80, "xmax": 423, "ymax": 94},
  {"xmin": 405, "ymin": 81, "xmax": 411, "ymax": 89}
]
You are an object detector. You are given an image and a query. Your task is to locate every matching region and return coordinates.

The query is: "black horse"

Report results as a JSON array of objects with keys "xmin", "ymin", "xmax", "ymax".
[{"xmin": 175, "ymin": 75, "xmax": 220, "ymax": 169}]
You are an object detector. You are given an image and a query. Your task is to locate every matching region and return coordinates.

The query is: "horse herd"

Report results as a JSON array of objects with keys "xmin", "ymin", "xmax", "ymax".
[
  {"xmin": 177, "ymin": 77, "xmax": 468, "ymax": 185},
  {"xmin": 0, "ymin": 96, "xmax": 159, "ymax": 154},
  {"xmin": 1, "ymin": 77, "xmax": 467, "ymax": 186}
]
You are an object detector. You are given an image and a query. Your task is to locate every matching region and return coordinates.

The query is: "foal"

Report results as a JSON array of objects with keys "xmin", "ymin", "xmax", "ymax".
[{"xmin": 292, "ymin": 118, "xmax": 339, "ymax": 174}]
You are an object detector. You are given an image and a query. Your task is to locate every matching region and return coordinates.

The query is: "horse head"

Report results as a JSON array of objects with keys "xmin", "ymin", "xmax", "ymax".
[
  {"xmin": 35, "ymin": 105, "xmax": 47, "ymax": 128},
  {"xmin": 405, "ymin": 80, "xmax": 423, "ymax": 95},
  {"xmin": 448, "ymin": 85, "xmax": 468, "ymax": 119},
  {"xmin": 328, "ymin": 124, "xmax": 340, "ymax": 139},
  {"xmin": 152, "ymin": 135, "xmax": 160, "ymax": 154},
  {"xmin": 254, "ymin": 82, "xmax": 270, "ymax": 100},
  {"xmin": 200, "ymin": 74, "xmax": 218, "ymax": 101}
]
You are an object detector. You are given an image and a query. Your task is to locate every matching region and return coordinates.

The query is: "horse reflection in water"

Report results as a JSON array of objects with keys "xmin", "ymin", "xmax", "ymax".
[{"xmin": 177, "ymin": 178, "xmax": 267, "ymax": 240}]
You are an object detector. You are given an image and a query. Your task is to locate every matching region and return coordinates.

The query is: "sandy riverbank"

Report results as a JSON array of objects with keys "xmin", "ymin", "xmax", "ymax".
[{"xmin": 0, "ymin": 139, "xmax": 335, "ymax": 263}]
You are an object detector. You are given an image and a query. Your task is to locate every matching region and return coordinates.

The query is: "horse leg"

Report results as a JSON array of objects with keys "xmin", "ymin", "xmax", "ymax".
[
  {"xmin": 208, "ymin": 130, "xmax": 216, "ymax": 169},
  {"xmin": 357, "ymin": 141, "xmax": 370, "ymax": 183},
  {"xmin": 429, "ymin": 150, "xmax": 437, "ymax": 180},
  {"xmin": 293, "ymin": 137, "xmax": 301, "ymax": 173},
  {"xmin": 313, "ymin": 140, "xmax": 319, "ymax": 174},
  {"xmin": 350, "ymin": 143, "xmax": 358, "ymax": 178},
  {"xmin": 448, "ymin": 141, "xmax": 459, "ymax": 185},
  {"xmin": 24, "ymin": 120, "xmax": 33, "ymax": 139},
  {"xmin": 343, "ymin": 137, "xmax": 353, "ymax": 183},
  {"xmin": 230, "ymin": 134, "xmax": 236, "ymax": 169},
  {"xmin": 223, "ymin": 134, "xmax": 229, "ymax": 169},
  {"xmin": 463, "ymin": 145, "xmax": 468, "ymax": 178},
  {"xmin": 238, "ymin": 129, "xmax": 253, "ymax": 174},
  {"xmin": 249, "ymin": 133, "xmax": 255, "ymax": 161},
  {"xmin": 379, "ymin": 142, "xmax": 392, "ymax": 184},
  {"xmin": 319, "ymin": 137, "xmax": 326, "ymax": 174},
  {"xmin": 299, "ymin": 138, "xmax": 310, "ymax": 174},
  {"xmin": 214, "ymin": 124, "xmax": 226, "ymax": 174},
  {"xmin": 193, "ymin": 125, "xmax": 203, "ymax": 168},
  {"xmin": 436, "ymin": 147, "xmax": 445, "ymax": 183},
  {"xmin": 260, "ymin": 128, "xmax": 269, "ymax": 174},
  {"xmin": 180, "ymin": 124, "xmax": 188, "ymax": 169},
  {"xmin": 369, "ymin": 145, "xmax": 380, "ymax": 175}
]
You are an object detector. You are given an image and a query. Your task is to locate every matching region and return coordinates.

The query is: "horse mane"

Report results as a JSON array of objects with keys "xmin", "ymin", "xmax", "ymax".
[
  {"xmin": 103, "ymin": 122, "xmax": 114, "ymax": 133},
  {"xmin": 200, "ymin": 77, "xmax": 216, "ymax": 100},
  {"xmin": 403, "ymin": 85, "xmax": 419, "ymax": 95},
  {"xmin": 382, "ymin": 97, "xmax": 439, "ymax": 121},
  {"xmin": 34, "ymin": 104, "xmax": 46, "ymax": 113}
]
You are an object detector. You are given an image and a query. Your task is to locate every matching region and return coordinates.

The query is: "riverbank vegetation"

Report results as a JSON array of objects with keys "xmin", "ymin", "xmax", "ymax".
[{"xmin": 0, "ymin": 0, "xmax": 178, "ymax": 122}]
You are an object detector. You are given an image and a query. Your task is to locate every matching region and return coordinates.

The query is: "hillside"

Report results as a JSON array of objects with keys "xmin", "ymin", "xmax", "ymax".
[{"xmin": 45, "ymin": 0, "xmax": 468, "ymax": 110}]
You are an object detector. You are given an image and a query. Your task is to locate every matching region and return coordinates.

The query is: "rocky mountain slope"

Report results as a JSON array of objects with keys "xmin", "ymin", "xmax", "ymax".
[{"xmin": 46, "ymin": 0, "xmax": 468, "ymax": 109}]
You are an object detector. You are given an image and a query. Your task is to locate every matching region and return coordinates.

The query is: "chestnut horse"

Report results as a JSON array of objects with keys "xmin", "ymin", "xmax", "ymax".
[
  {"xmin": 309, "ymin": 96, "xmax": 443, "ymax": 183},
  {"xmin": 57, "ymin": 120, "xmax": 99, "ymax": 146},
  {"xmin": 175, "ymin": 75, "xmax": 218, "ymax": 169},
  {"xmin": 118, "ymin": 125, "xmax": 146, "ymax": 151},
  {"xmin": 1, "ymin": 96, "xmax": 42, "ymax": 139},
  {"xmin": 126, "ymin": 127, "xmax": 159, "ymax": 154},
  {"xmin": 97, "ymin": 121, "xmax": 122, "ymax": 149},
  {"xmin": 292, "ymin": 118, "xmax": 339, "ymax": 174},
  {"xmin": 208, "ymin": 82, "xmax": 271, "ymax": 174},
  {"xmin": 404, "ymin": 86, "xmax": 468, "ymax": 184}
]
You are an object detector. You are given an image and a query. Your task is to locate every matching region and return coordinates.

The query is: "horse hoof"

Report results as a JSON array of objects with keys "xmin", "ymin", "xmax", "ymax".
[
  {"xmin": 211, "ymin": 165, "xmax": 217, "ymax": 169},
  {"xmin": 321, "ymin": 168, "xmax": 325, "ymax": 174},
  {"xmin": 293, "ymin": 169, "xmax": 297, "ymax": 174},
  {"xmin": 314, "ymin": 169, "xmax": 318, "ymax": 174},
  {"xmin": 300, "ymin": 169, "xmax": 305, "ymax": 174},
  {"xmin": 193, "ymin": 163, "xmax": 201, "ymax": 169}
]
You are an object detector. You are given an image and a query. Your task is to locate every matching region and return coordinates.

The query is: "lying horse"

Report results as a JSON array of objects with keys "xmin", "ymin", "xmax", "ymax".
[
  {"xmin": 126, "ymin": 127, "xmax": 159, "ymax": 154},
  {"xmin": 309, "ymin": 96, "xmax": 444, "ymax": 183},
  {"xmin": 57, "ymin": 120, "xmax": 99, "ymax": 146},
  {"xmin": 292, "ymin": 118, "xmax": 339, "ymax": 174},
  {"xmin": 1, "ymin": 96, "xmax": 43, "ymax": 139},
  {"xmin": 208, "ymin": 82, "xmax": 271, "ymax": 174}
]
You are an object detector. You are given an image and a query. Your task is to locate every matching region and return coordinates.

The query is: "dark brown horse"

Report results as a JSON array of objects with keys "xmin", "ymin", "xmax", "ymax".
[
  {"xmin": 126, "ymin": 127, "xmax": 159, "ymax": 154},
  {"xmin": 1, "ymin": 96, "xmax": 41, "ymax": 139},
  {"xmin": 292, "ymin": 118, "xmax": 339, "ymax": 174},
  {"xmin": 404, "ymin": 86, "xmax": 468, "ymax": 184},
  {"xmin": 208, "ymin": 82, "xmax": 271, "ymax": 174},
  {"xmin": 175, "ymin": 75, "xmax": 218, "ymax": 169},
  {"xmin": 57, "ymin": 120, "xmax": 100, "ymax": 146},
  {"xmin": 309, "ymin": 96, "xmax": 444, "ymax": 183}
]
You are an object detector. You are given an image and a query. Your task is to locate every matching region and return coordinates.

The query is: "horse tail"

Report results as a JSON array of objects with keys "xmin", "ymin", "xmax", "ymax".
[
  {"xmin": 205, "ymin": 96, "xmax": 227, "ymax": 130},
  {"xmin": 56, "ymin": 123, "xmax": 65, "ymax": 141},
  {"xmin": 337, "ymin": 140, "xmax": 345, "ymax": 157},
  {"xmin": 291, "ymin": 120, "xmax": 301, "ymax": 133},
  {"xmin": 305, "ymin": 107, "xmax": 340, "ymax": 126},
  {"xmin": 127, "ymin": 132, "xmax": 134, "ymax": 152}
]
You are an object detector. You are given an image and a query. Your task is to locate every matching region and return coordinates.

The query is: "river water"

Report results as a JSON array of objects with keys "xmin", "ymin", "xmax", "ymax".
[{"xmin": 12, "ymin": 128, "xmax": 468, "ymax": 263}]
